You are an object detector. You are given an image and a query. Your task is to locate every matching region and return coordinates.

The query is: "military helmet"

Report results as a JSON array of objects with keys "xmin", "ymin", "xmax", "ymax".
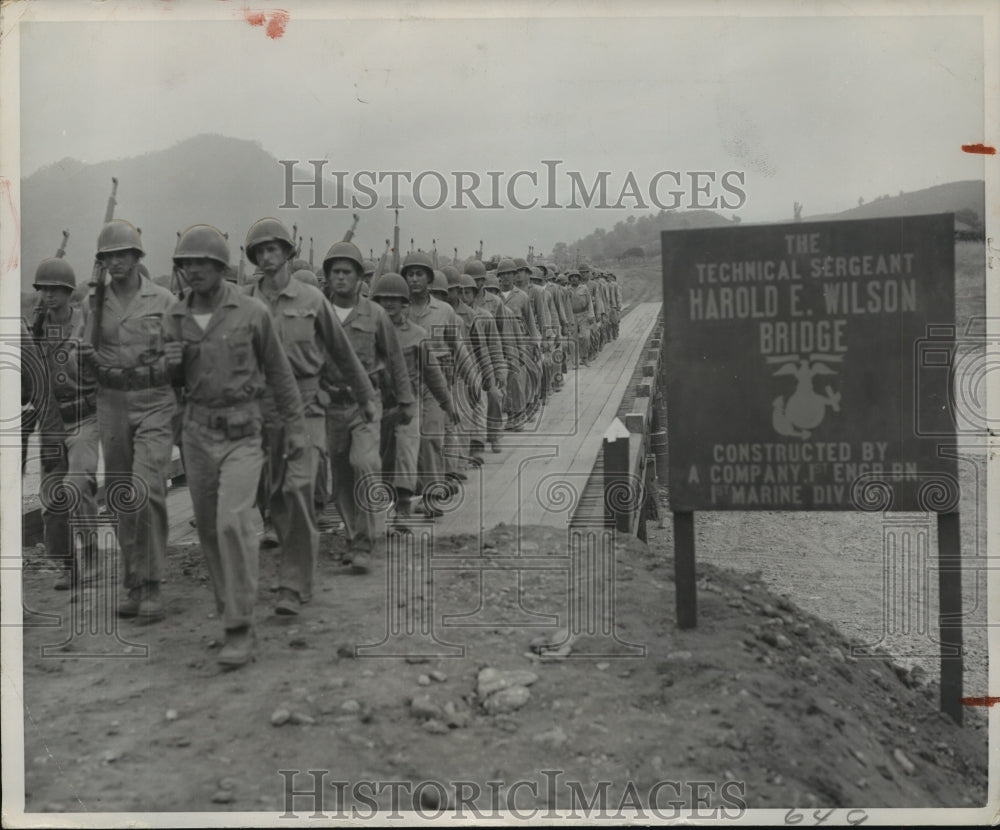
[
  {"xmin": 97, "ymin": 219, "xmax": 145, "ymax": 258},
  {"xmin": 513, "ymin": 257, "xmax": 529, "ymax": 271},
  {"xmin": 33, "ymin": 257, "xmax": 76, "ymax": 290},
  {"xmin": 290, "ymin": 258, "xmax": 311, "ymax": 272},
  {"xmin": 458, "ymin": 273, "xmax": 477, "ymax": 290},
  {"xmin": 293, "ymin": 268, "xmax": 319, "ymax": 288},
  {"xmin": 495, "ymin": 258, "xmax": 517, "ymax": 276},
  {"xmin": 401, "ymin": 250, "xmax": 434, "ymax": 274},
  {"xmin": 174, "ymin": 224, "xmax": 230, "ymax": 267},
  {"xmin": 371, "ymin": 272, "xmax": 410, "ymax": 301},
  {"xmin": 536, "ymin": 263, "xmax": 549, "ymax": 276},
  {"xmin": 464, "ymin": 259, "xmax": 486, "ymax": 278},
  {"xmin": 442, "ymin": 265, "xmax": 462, "ymax": 287},
  {"xmin": 322, "ymin": 240, "xmax": 365, "ymax": 275},
  {"xmin": 245, "ymin": 218, "xmax": 295, "ymax": 265},
  {"xmin": 567, "ymin": 269, "xmax": 581, "ymax": 280},
  {"xmin": 578, "ymin": 262, "xmax": 592, "ymax": 275},
  {"xmin": 430, "ymin": 269, "xmax": 449, "ymax": 295},
  {"xmin": 556, "ymin": 272, "xmax": 569, "ymax": 284},
  {"xmin": 529, "ymin": 266, "xmax": 544, "ymax": 281},
  {"xmin": 484, "ymin": 273, "xmax": 501, "ymax": 291},
  {"xmin": 362, "ymin": 259, "xmax": 376, "ymax": 277}
]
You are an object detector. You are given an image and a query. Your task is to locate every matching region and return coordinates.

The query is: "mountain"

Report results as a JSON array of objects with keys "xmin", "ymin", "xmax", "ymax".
[{"xmin": 804, "ymin": 180, "xmax": 985, "ymax": 224}]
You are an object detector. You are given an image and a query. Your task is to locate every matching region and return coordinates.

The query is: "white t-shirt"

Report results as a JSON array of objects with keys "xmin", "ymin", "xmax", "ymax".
[
  {"xmin": 193, "ymin": 312, "xmax": 212, "ymax": 331},
  {"xmin": 332, "ymin": 303, "xmax": 352, "ymax": 322}
]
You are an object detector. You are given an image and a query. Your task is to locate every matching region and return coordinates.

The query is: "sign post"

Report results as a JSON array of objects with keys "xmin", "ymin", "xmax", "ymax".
[{"xmin": 661, "ymin": 214, "xmax": 962, "ymax": 721}]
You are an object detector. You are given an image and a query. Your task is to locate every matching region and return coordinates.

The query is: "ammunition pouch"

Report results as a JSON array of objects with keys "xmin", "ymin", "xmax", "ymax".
[
  {"xmin": 95, "ymin": 363, "xmax": 171, "ymax": 391},
  {"xmin": 56, "ymin": 391, "xmax": 97, "ymax": 425},
  {"xmin": 187, "ymin": 401, "xmax": 261, "ymax": 440}
]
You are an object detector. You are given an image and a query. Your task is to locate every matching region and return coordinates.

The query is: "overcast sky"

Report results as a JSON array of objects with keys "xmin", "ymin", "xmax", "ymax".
[{"xmin": 10, "ymin": 1, "xmax": 992, "ymax": 251}]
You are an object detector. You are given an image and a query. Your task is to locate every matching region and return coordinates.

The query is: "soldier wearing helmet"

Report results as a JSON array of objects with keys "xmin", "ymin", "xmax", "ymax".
[
  {"xmin": 567, "ymin": 269, "xmax": 595, "ymax": 367},
  {"xmin": 322, "ymin": 239, "xmax": 413, "ymax": 572},
  {"xmin": 31, "ymin": 258, "xmax": 100, "ymax": 593},
  {"xmin": 401, "ymin": 251, "xmax": 478, "ymax": 504},
  {"xmin": 457, "ymin": 273, "xmax": 506, "ymax": 460},
  {"xmin": 495, "ymin": 258, "xmax": 540, "ymax": 431},
  {"xmin": 607, "ymin": 272, "xmax": 622, "ymax": 339},
  {"xmin": 83, "ymin": 219, "xmax": 177, "ymax": 622},
  {"xmin": 370, "ymin": 273, "xmax": 454, "ymax": 524},
  {"xmin": 245, "ymin": 221, "xmax": 377, "ymax": 594},
  {"xmin": 166, "ymin": 224, "xmax": 305, "ymax": 667}
]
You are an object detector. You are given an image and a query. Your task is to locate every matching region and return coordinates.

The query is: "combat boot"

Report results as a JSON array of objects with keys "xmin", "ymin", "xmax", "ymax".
[
  {"xmin": 217, "ymin": 625, "xmax": 256, "ymax": 669},
  {"xmin": 275, "ymin": 587, "xmax": 301, "ymax": 616},
  {"xmin": 136, "ymin": 582, "xmax": 165, "ymax": 622},
  {"xmin": 117, "ymin": 586, "xmax": 143, "ymax": 618}
]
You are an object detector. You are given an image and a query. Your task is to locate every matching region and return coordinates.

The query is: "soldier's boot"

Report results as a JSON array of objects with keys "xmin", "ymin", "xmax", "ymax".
[
  {"xmin": 218, "ymin": 625, "xmax": 256, "ymax": 669},
  {"xmin": 53, "ymin": 567, "xmax": 73, "ymax": 591},
  {"xmin": 275, "ymin": 587, "xmax": 302, "ymax": 616},
  {"xmin": 137, "ymin": 582, "xmax": 165, "ymax": 622},
  {"xmin": 259, "ymin": 519, "xmax": 280, "ymax": 550},
  {"xmin": 117, "ymin": 586, "xmax": 143, "ymax": 618},
  {"xmin": 469, "ymin": 441, "xmax": 485, "ymax": 466}
]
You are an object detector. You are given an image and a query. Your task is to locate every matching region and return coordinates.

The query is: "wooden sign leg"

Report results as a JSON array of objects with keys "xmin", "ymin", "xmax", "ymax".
[
  {"xmin": 937, "ymin": 512, "xmax": 963, "ymax": 726},
  {"xmin": 674, "ymin": 511, "xmax": 696, "ymax": 629}
]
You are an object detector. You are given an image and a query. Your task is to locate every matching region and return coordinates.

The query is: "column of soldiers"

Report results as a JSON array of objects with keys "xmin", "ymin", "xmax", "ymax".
[{"xmin": 26, "ymin": 214, "xmax": 621, "ymax": 670}]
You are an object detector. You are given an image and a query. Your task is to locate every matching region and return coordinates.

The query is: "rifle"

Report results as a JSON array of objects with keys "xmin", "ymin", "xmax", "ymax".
[
  {"xmin": 454, "ymin": 247, "xmax": 459, "ymax": 266},
  {"xmin": 292, "ymin": 223, "xmax": 298, "ymax": 255},
  {"xmin": 297, "ymin": 235, "xmax": 303, "ymax": 257},
  {"xmin": 432, "ymin": 239, "xmax": 439, "ymax": 269},
  {"xmin": 90, "ymin": 177, "xmax": 119, "ymax": 349},
  {"xmin": 238, "ymin": 245, "xmax": 247, "ymax": 284},
  {"xmin": 373, "ymin": 239, "xmax": 390, "ymax": 280},
  {"xmin": 391, "ymin": 209, "xmax": 401, "ymax": 272},
  {"xmin": 309, "ymin": 237, "xmax": 314, "ymax": 268},
  {"xmin": 55, "ymin": 230, "xmax": 69, "ymax": 259},
  {"xmin": 477, "ymin": 240, "xmax": 484, "ymax": 260},
  {"xmin": 343, "ymin": 212, "xmax": 360, "ymax": 243}
]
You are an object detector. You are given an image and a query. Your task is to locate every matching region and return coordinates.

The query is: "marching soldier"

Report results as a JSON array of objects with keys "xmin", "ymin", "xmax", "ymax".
[
  {"xmin": 442, "ymin": 265, "xmax": 481, "ymax": 468},
  {"xmin": 495, "ymin": 258, "xmax": 539, "ymax": 429},
  {"xmin": 402, "ymin": 252, "xmax": 476, "ymax": 498},
  {"xmin": 568, "ymin": 268, "xmax": 595, "ymax": 367},
  {"xmin": 84, "ymin": 219, "xmax": 176, "ymax": 622},
  {"xmin": 608, "ymin": 272, "xmax": 622, "ymax": 338},
  {"xmin": 466, "ymin": 261, "xmax": 507, "ymax": 452},
  {"xmin": 31, "ymin": 258, "xmax": 100, "ymax": 592},
  {"xmin": 370, "ymin": 273, "xmax": 456, "ymax": 523},
  {"xmin": 458, "ymin": 273, "xmax": 504, "ymax": 462},
  {"xmin": 166, "ymin": 225, "xmax": 305, "ymax": 666},
  {"xmin": 554, "ymin": 268, "xmax": 578, "ymax": 370},
  {"xmin": 531, "ymin": 265, "xmax": 563, "ymax": 395},
  {"xmin": 244, "ymin": 220, "xmax": 376, "ymax": 610},
  {"xmin": 322, "ymin": 240, "xmax": 413, "ymax": 572}
]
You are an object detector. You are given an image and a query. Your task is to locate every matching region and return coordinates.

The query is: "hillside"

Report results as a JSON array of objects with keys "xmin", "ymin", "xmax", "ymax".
[{"xmin": 805, "ymin": 180, "xmax": 985, "ymax": 224}]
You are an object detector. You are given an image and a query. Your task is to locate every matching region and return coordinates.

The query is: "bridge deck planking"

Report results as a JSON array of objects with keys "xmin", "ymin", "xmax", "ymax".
[{"xmin": 22, "ymin": 302, "xmax": 663, "ymax": 548}]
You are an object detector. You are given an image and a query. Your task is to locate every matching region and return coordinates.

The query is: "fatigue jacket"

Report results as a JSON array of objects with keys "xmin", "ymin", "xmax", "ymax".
[
  {"xmin": 466, "ymin": 306, "xmax": 504, "ymax": 390},
  {"xmin": 498, "ymin": 287, "xmax": 539, "ymax": 345},
  {"xmin": 245, "ymin": 273, "xmax": 374, "ymax": 413},
  {"xmin": 407, "ymin": 295, "xmax": 479, "ymax": 389},
  {"xmin": 85, "ymin": 274, "xmax": 175, "ymax": 373},
  {"xmin": 570, "ymin": 285, "xmax": 595, "ymax": 320},
  {"xmin": 526, "ymin": 283, "xmax": 551, "ymax": 336},
  {"xmin": 322, "ymin": 296, "xmax": 413, "ymax": 409},
  {"xmin": 393, "ymin": 318, "xmax": 451, "ymax": 410},
  {"xmin": 167, "ymin": 281, "xmax": 304, "ymax": 431},
  {"xmin": 38, "ymin": 305, "xmax": 97, "ymax": 404}
]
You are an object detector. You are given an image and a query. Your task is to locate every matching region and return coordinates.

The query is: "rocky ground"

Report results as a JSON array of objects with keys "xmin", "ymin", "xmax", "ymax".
[{"xmin": 18, "ymin": 518, "xmax": 987, "ymax": 818}]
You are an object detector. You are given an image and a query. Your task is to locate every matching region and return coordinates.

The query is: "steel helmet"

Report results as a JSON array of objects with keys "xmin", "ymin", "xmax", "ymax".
[
  {"xmin": 362, "ymin": 259, "xmax": 376, "ymax": 277},
  {"xmin": 245, "ymin": 218, "xmax": 295, "ymax": 265},
  {"xmin": 442, "ymin": 265, "xmax": 462, "ymax": 287},
  {"xmin": 458, "ymin": 273, "xmax": 477, "ymax": 290},
  {"xmin": 401, "ymin": 250, "xmax": 434, "ymax": 274},
  {"xmin": 289, "ymin": 257, "xmax": 311, "ymax": 272},
  {"xmin": 463, "ymin": 259, "xmax": 486, "ymax": 278},
  {"xmin": 371, "ymin": 272, "xmax": 410, "ymax": 301},
  {"xmin": 33, "ymin": 258, "xmax": 76, "ymax": 290},
  {"xmin": 529, "ymin": 266, "xmax": 544, "ymax": 281},
  {"xmin": 322, "ymin": 240, "xmax": 365, "ymax": 275},
  {"xmin": 557, "ymin": 271, "xmax": 569, "ymax": 284},
  {"xmin": 429, "ymin": 270, "xmax": 449, "ymax": 295},
  {"xmin": 495, "ymin": 258, "xmax": 517, "ymax": 276},
  {"xmin": 483, "ymin": 273, "xmax": 501, "ymax": 291},
  {"xmin": 567, "ymin": 269, "xmax": 581, "ymax": 280},
  {"xmin": 578, "ymin": 262, "xmax": 592, "ymax": 275},
  {"xmin": 536, "ymin": 263, "xmax": 549, "ymax": 277},
  {"xmin": 173, "ymin": 224, "xmax": 230, "ymax": 267},
  {"xmin": 293, "ymin": 268, "xmax": 319, "ymax": 288},
  {"xmin": 513, "ymin": 257, "xmax": 529, "ymax": 271},
  {"xmin": 97, "ymin": 219, "xmax": 145, "ymax": 258}
]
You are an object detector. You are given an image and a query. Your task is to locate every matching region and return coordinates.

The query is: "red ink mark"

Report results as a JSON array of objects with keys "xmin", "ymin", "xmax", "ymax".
[
  {"xmin": 242, "ymin": 9, "xmax": 287, "ymax": 38},
  {"xmin": 961, "ymin": 696, "xmax": 1000, "ymax": 707},
  {"xmin": 266, "ymin": 10, "xmax": 289, "ymax": 39},
  {"xmin": 0, "ymin": 177, "xmax": 21, "ymax": 274},
  {"xmin": 961, "ymin": 143, "xmax": 996, "ymax": 155}
]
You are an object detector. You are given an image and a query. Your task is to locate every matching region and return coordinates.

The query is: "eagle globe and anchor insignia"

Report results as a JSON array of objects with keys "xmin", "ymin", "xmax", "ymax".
[{"xmin": 769, "ymin": 353, "xmax": 843, "ymax": 439}]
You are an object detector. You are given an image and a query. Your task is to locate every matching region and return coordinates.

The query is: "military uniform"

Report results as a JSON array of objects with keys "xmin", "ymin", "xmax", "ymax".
[
  {"xmin": 497, "ymin": 283, "xmax": 539, "ymax": 426},
  {"xmin": 569, "ymin": 277, "xmax": 596, "ymax": 365},
  {"xmin": 168, "ymin": 279, "xmax": 304, "ymax": 634},
  {"xmin": 323, "ymin": 295, "xmax": 412, "ymax": 565},
  {"xmin": 84, "ymin": 227, "xmax": 177, "ymax": 617},
  {"xmin": 246, "ymin": 271, "xmax": 374, "ymax": 604}
]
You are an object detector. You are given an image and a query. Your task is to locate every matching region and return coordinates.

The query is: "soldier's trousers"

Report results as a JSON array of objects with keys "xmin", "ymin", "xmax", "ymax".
[
  {"xmin": 40, "ymin": 414, "xmax": 100, "ymax": 570},
  {"xmin": 327, "ymin": 401, "xmax": 383, "ymax": 555},
  {"xmin": 418, "ymin": 397, "xmax": 446, "ymax": 493},
  {"xmin": 380, "ymin": 405, "xmax": 420, "ymax": 494},
  {"xmin": 486, "ymin": 385, "xmax": 504, "ymax": 444},
  {"xmin": 575, "ymin": 317, "xmax": 592, "ymax": 364},
  {"xmin": 183, "ymin": 418, "xmax": 263, "ymax": 630},
  {"xmin": 264, "ymin": 415, "xmax": 324, "ymax": 601},
  {"xmin": 97, "ymin": 387, "xmax": 175, "ymax": 589},
  {"xmin": 443, "ymin": 388, "xmax": 463, "ymax": 475}
]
